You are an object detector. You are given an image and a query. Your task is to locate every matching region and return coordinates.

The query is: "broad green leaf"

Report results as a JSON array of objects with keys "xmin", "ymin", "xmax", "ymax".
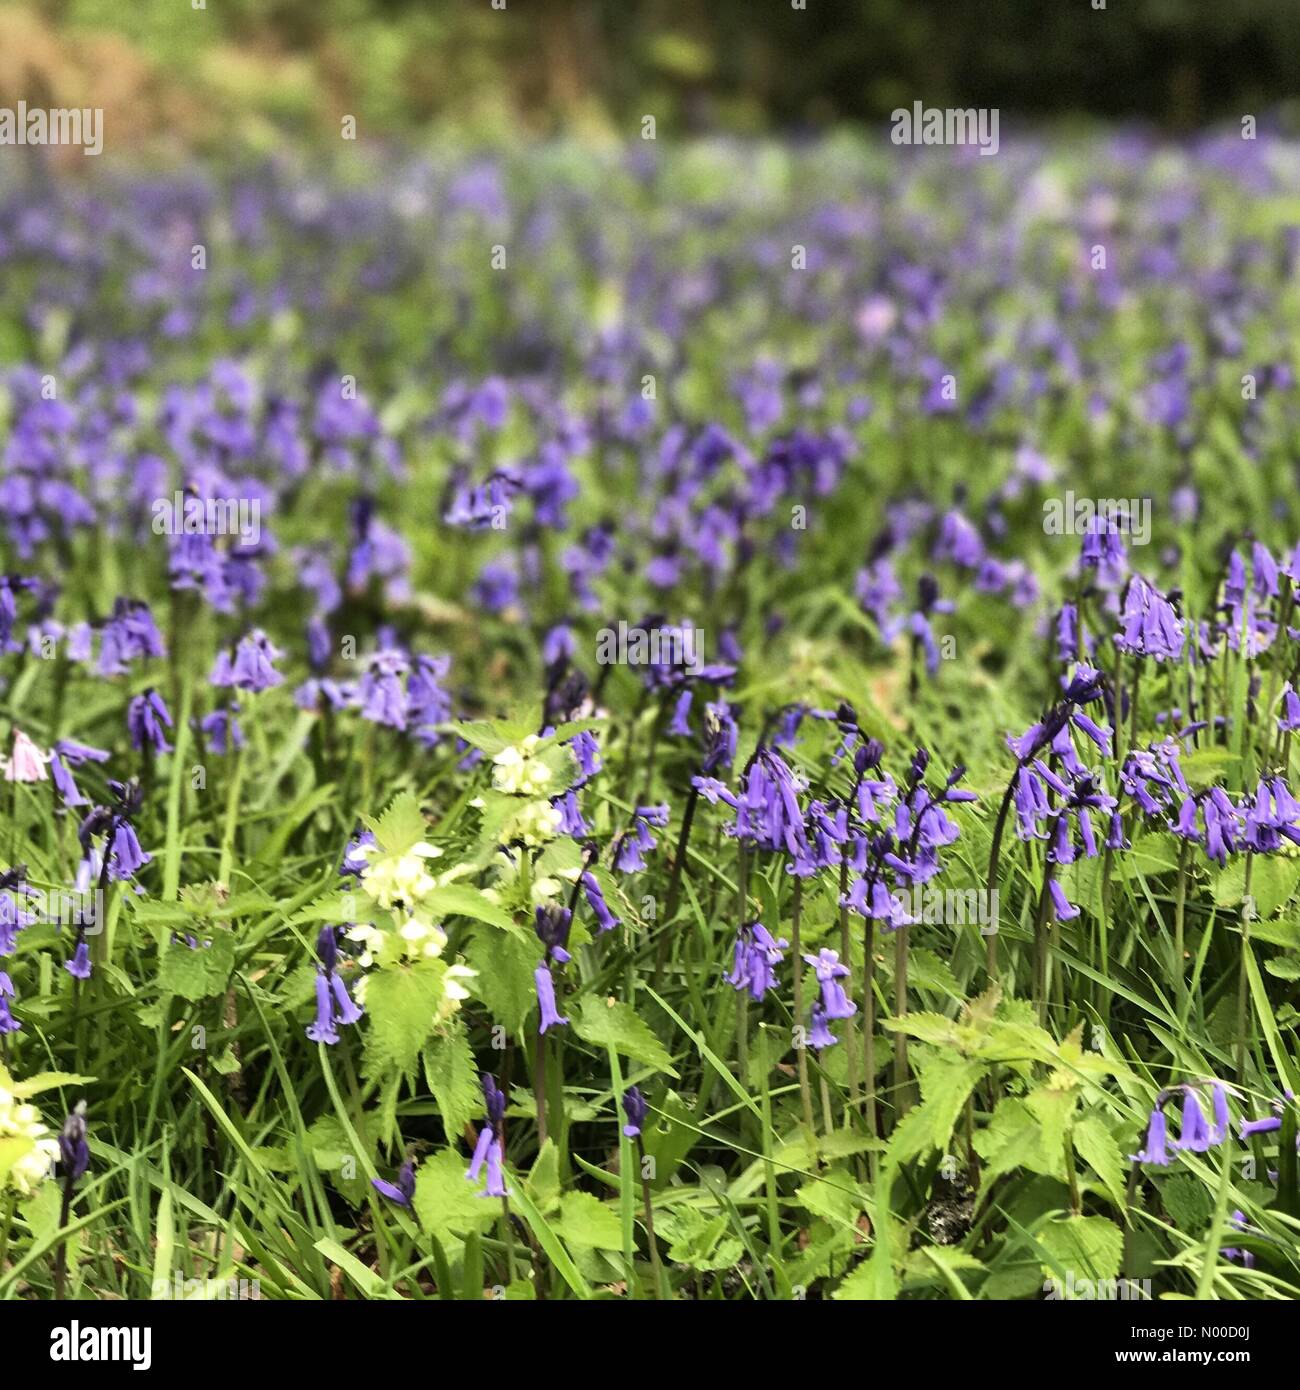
[
  {"xmin": 423, "ymin": 1018, "xmax": 481, "ymax": 1140},
  {"xmin": 362, "ymin": 960, "xmax": 446, "ymax": 1079},
  {"xmin": 412, "ymin": 1148, "xmax": 497, "ymax": 1238},
  {"xmin": 1071, "ymin": 1113, "xmax": 1127, "ymax": 1211},
  {"xmin": 365, "ymin": 791, "xmax": 428, "ymax": 855},
  {"xmin": 1036, "ymin": 1214, "xmax": 1123, "ymax": 1284},
  {"xmin": 558, "ymin": 1190, "xmax": 623, "ymax": 1250},
  {"xmin": 572, "ymin": 996, "xmax": 678, "ymax": 1076}
]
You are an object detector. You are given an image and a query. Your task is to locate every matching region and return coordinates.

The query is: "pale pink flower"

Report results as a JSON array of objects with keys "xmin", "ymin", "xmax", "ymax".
[{"xmin": 4, "ymin": 729, "xmax": 50, "ymax": 783}]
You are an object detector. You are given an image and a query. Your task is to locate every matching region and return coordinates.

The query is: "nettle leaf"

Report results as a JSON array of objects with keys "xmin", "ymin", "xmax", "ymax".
[
  {"xmin": 1160, "ymin": 1171, "xmax": 1213, "ymax": 1234},
  {"xmin": 975, "ymin": 1098, "xmax": 1058, "ymax": 1193},
  {"xmin": 0, "ymin": 1136, "xmax": 36, "ymax": 1191},
  {"xmin": 1036, "ymin": 1214, "xmax": 1123, "ymax": 1284},
  {"xmin": 796, "ymin": 1165, "xmax": 866, "ymax": 1232},
  {"xmin": 1072, "ymin": 1113, "xmax": 1127, "ymax": 1211},
  {"xmin": 888, "ymin": 1051, "xmax": 984, "ymax": 1164},
  {"xmin": 465, "ymin": 927, "xmax": 538, "ymax": 1036},
  {"xmin": 289, "ymin": 892, "xmax": 358, "ymax": 927},
  {"xmin": 412, "ymin": 1147, "xmax": 497, "ymax": 1238},
  {"xmin": 881, "ymin": 1011, "xmax": 964, "ymax": 1048},
  {"xmin": 659, "ymin": 1206, "xmax": 743, "ymax": 1271},
  {"xmin": 641, "ymin": 1089, "xmax": 700, "ymax": 1187},
  {"xmin": 558, "ymin": 1190, "xmax": 622, "ymax": 1250},
  {"xmin": 423, "ymin": 884, "xmax": 522, "ymax": 937},
  {"xmin": 572, "ymin": 996, "xmax": 678, "ymax": 1076},
  {"xmin": 9, "ymin": 1071, "xmax": 96, "ymax": 1099},
  {"xmin": 907, "ymin": 949, "xmax": 964, "ymax": 1003},
  {"xmin": 1179, "ymin": 748, "xmax": 1241, "ymax": 791},
  {"xmin": 424, "ymin": 1018, "xmax": 481, "ymax": 1140},
  {"xmin": 158, "ymin": 929, "xmax": 236, "ymax": 1001},
  {"xmin": 1215, "ymin": 856, "xmax": 1300, "ymax": 918},
  {"xmin": 448, "ymin": 719, "xmax": 531, "ymax": 756},
  {"xmin": 527, "ymin": 1137, "xmax": 561, "ymax": 1215},
  {"xmin": 306, "ymin": 1115, "xmax": 370, "ymax": 1205},
  {"xmin": 362, "ymin": 960, "xmax": 446, "ymax": 1079},
  {"xmin": 1026, "ymin": 1085, "xmax": 1078, "ymax": 1166},
  {"xmin": 365, "ymin": 791, "xmax": 429, "ymax": 856},
  {"xmin": 535, "ymin": 836, "xmax": 583, "ymax": 881},
  {"xmin": 1108, "ymin": 838, "xmax": 1178, "ymax": 882}
]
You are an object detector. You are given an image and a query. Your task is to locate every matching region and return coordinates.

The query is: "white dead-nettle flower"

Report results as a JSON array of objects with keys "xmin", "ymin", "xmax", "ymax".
[
  {"xmin": 0, "ymin": 1082, "xmax": 60, "ymax": 1196},
  {"xmin": 491, "ymin": 734, "xmax": 554, "ymax": 797}
]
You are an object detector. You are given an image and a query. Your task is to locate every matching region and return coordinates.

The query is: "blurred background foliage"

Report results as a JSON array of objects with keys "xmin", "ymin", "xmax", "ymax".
[{"xmin": 1, "ymin": 0, "xmax": 1299, "ymax": 152}]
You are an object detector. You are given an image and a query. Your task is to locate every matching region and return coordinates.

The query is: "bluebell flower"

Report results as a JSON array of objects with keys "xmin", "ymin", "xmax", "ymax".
[
  {"xmin": 534, "ymin": 964, "xmax": 569, "ymax": 1033},
  {"xmin": 65, "ymin": 939, "xmax": 92, "ymax": 980},
  {"xmin": 1115, "ymin": 575, "xmax": 1184, "ymax": 662},
  {"xmin": 1131, "ymin": 1104, "xmax": 1170, "ymax": 1165},
  {"xmin": 1278, "ymin": 683, "xmax": 1300, "ymax": 734},
  {"xmin": 581, "ymin": 871, "xmax": 620, "ymax": 932},
  {"xmin": 372, "ymin": 1160, "xmax": 416, "ymax": 1208},
  {"xmin": 0, "ymin": 970, "xmax": 20, "ymax": 1034},
  {"xmin": 127, "ymin": 688, "xmax": 173, "ymax": 753},
  {"xmin": 306, "ymin": 926, "xmax": 363, "ymax": 1044},
  {"xmin": 467, "ymin": 1074, "xmax": 512, "ymax": 1199},
  {"xmin": 725, "ymin": 921, "xmax": 788, "ymax": 999},
  {"xmin": 58, "ymin": 1102, "xmax": 90, "ymax": 1181},
  {"xmin": 210, "ymin": 629, "xmax": 284, "ymax": 692},
  {"xmin": 803, "ymin": 947, "xmax": 857, "ymax": 1020},
  {"xmin": 621, "ymin": 1085, "xmax": 647, "ymax": 1138},
  {"xmin": 808, "ymin": 1002, "xmax": 838, "ymax": 1050}
]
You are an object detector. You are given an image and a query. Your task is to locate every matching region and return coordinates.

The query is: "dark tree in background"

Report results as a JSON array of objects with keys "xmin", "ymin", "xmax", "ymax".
[{"xmin": 18, "ymin": 0, "xmax": 1300, "ymax": 136}]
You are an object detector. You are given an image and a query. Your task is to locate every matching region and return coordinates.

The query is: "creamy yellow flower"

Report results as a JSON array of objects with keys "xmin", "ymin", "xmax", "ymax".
[
  {"xmin": 504, "ymin": 798, "xmax": 563, "ymax": 848},
  {"xmin": 491, "ymin": 735, "xmax": 555, "ymax": 797},
  {"xmin": 345, "ymin": 921, "xmax": 386, "ymax": 968},
  {"xmin": 436, "ymin": 963, "xmax": 478, "ymax": 1022},
  {"xmin": 397, "ymin": 912, "xmax": 449, "ymax": 961},
  {"xmin": 0, "ymin": 1084, "xmax": 59, "ymax": 1197},
  {"xmin": 360, "ymin": 841, "xmax": 443, "ymax": 910}
]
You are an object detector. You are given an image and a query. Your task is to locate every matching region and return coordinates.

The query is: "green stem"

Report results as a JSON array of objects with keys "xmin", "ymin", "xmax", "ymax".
[
  {"xmin": 790, "ymin": 877, "xmax": 816, "ymax": 1140},
  {"xmin": 893, "ymin": 924, "xmax": 911, "ymax": 1117},
  {"xmin": 1235, "ymin": 855, "xmax": 1255, "ymax": 1084}
]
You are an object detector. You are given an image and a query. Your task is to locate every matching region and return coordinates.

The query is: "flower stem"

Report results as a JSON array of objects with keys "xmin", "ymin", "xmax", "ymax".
[
  {"xmin": 893, "ymin": 925, "xmax": 911, "ymax": 1117},
  {"xmin": 837, "ymin": 857, "xmax": 860, "ymax": 1121},
  {"xmin": 790, "ymin": 877, "xmax": 816, "ymax": 1140},
  {"xmin": 1235, "ymin": 854, "xmax": 1255, "ymax": 1084},
  {"xmin": 862, "ymin": 911, "xmax": 878, "ymax": 1160},
  {"xmin": 635, "ymin": 1135, "xmax": 666, "ymax": 1299},
  {"xmin": 533, "ymin": 1030, "xmax": 548, "ymax": 1147}
]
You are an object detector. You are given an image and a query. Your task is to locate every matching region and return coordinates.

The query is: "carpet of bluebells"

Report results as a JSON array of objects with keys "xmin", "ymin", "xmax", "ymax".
[{"xmin": 2, "ymin": 133, "xmax": 1300, "ymax": 1302}]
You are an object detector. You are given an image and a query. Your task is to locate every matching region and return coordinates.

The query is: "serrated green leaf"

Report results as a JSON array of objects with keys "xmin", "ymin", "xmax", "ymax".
[
  {"xmin": 362, "ymin": 960, "xmax": 446, "ymax": 1079},
  {"xmin": 424, "ymin": 1018, "xmax": 481, "ymax": 1140},
  {"xmin": 365, "ymin": 791, "xmax": 428, "ymax": 856},
  {"xmin": 1072, "ymin": 1113, "xmax": 1127, "ymax": 1211},
  {"xmin": 412, "ymin": 1148, "xmax": 497, "ymax": 1238},
  {"xmin": 558, "ymin": 1190, "xmax": 623, "ymax": 1250},
  {"xmin": 1037, "ymin": 1214, "xmax": 1123, "ymax": 1284},
  {"xmin": 572, "ymin": 996, "xmax": 678, "ymax": 1076}
]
